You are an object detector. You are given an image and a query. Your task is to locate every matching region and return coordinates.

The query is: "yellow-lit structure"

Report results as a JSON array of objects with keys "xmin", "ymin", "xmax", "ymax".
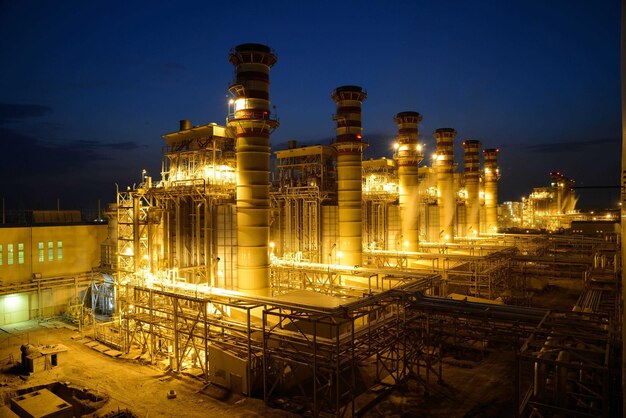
[
  {"xmin": 95, "ymin": 44, "xmax": 619, "ymax": 417},
  {"xmin": 0, "ymin": 218, "xmax": 107, "ymax": 324},
  {"xmin": 501, "ymin": 171, "xmax": 585, "ymax": 231}
]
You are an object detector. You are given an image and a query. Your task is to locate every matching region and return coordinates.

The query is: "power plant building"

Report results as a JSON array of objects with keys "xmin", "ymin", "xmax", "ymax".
[{"xmin": 0, "ymin": 44, "xmax": 619, "ymax": 418}]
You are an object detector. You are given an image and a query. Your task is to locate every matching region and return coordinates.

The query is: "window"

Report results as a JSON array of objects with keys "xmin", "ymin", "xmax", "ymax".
[
  {"xmin": 7, "ymin": 244, "xmax": 13, "ymax": 265},
  {"xmin": 17, "ymin": 243, "xmax": 24, "ymax": 265},
  {"xmin": 57, "ymin": 241, "xmax": 63, "ymax": 261},
  {"xmin": 38, "ymin": 242, "xmax": 44, "ymax": 262},
  {"xmin": 0, "ymin": 244, "xmax": 3, "ymax": 265},
  {"xmin": 48, "ymin": 242, "xmax": 53, "ymax": 261}
]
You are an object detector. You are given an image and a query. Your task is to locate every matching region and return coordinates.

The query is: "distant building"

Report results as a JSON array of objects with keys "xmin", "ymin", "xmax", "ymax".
[{"xmin": 570, "ymin": 220, "xmax": 619, "ymax": 236}]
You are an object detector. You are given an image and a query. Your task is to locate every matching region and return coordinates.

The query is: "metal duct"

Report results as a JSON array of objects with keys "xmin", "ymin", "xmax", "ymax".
[
  {"xmin": 462, "ymin": 140, "xmax": 481, "ymax": 237},
  {"xmin": 331, "ymin": 85, "xmax": 367, "ymax": 267},
  {"xmin": 394, "ymin": 111, "xmax": 423, "ymax": 251},
  {"xmin": 483, "ymin": 148, "xmax": 500, "ymax": 233},
  {"xmin": 434, "ymin": 128, "xmax": 457, "ymax": 242},
  {"xmin": 227, "ymin": 43, "xmax": 279, "ymax": 291}
]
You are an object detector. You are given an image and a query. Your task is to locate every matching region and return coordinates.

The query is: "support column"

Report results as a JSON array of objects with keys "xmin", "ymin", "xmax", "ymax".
[
  {"xmin": 227, "ymin": 43, "xmax": 279, "ymax": 291},
  {"xmin": 483, "ymin": 148, "xmax": 500, "ymax": 234},
  {"xmin": 434, "ymin": 128, "xmax": 457, "ymax": 242},
  {"xmin": 331, "ymin": 86, "xmax": 367, "ymax": 267},
  {"xmin": 394, "ymin": 111, "xmax": 423, "ymax": 251},
  {"xmin": 462, "ymin": 140, "xmax": 481, "ymax": 237}
]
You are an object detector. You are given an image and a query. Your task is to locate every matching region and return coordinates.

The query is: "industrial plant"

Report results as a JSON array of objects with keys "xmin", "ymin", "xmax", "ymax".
[{"xmin": 0, "ymin": 44, "xmax": 620, "ymax": 417}]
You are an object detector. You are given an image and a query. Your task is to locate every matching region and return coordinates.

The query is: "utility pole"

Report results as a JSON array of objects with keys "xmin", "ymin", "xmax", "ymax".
[{"xmin": 620, "ymin": 0, "xmax": 626, "ymax": 416}]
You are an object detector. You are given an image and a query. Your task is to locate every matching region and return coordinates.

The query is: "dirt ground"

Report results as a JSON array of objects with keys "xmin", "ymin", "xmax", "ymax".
[
  {"xmin": 0, "ymin": 320, "xmax": 297, "ymax": 418},
  {"xmin": 361, "ymin": 351, "xmax": 516, "ymax": 418}
]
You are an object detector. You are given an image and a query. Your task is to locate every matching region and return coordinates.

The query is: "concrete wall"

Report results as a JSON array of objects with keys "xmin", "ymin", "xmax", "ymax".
[
  {"xmin": 0, "ymin": 224, "xmax": 107, "ymax": 283},
  {"xmin": 0, "ymin": 224, "xmax": 105, "ymax": 325}
]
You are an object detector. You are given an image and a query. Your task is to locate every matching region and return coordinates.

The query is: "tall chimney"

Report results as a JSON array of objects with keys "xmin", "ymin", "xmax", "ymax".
[
  {"xmin": 227, "ymin": 43, "xmax": 278, "ymax": 291},
  {"xmin": 434, "ymin": 128, "xmax": 457, "ymax": 242},
  {"xmin": 394, "ymin": 111, "xmax": 423, "ymax": 251},
  {"xmin": 462, "ymin": 140, "xmax": 481, "ymax": 237},
  {"xmin": 483, "ymin": 148, "xmax": 500, "ymax": 233},
  {"xmin": 331, "ymin": 86, "xmax": 367, "ymax": 267}
]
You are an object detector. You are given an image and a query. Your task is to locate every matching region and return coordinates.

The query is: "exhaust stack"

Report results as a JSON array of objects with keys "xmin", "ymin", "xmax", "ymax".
[
  {"xmin": 434, "ymin": 128, "xmax": 457, "ymax": 242},
  {"xmin": 483, "ymin": 148, "xmax": 500, "ymax": 233},
  {"xmin": 462, "ymin": 140, "xmax": 481, "ymax": 237},
  {"xmin": 227, "ymin": 43, "xmax": 279, "ymax": 291},
  {"xmin": 331, "ymin": 85, "xmax": 367, "ymax": 267},
  {"xmin": 394, "ymin": 111, "xmax": 423, "ymax": 251}
]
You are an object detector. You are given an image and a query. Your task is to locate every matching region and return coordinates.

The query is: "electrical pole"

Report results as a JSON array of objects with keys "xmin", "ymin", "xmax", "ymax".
[{"xmin": 620, "ymin": 0, "xmax": 626, "ymax": 416}]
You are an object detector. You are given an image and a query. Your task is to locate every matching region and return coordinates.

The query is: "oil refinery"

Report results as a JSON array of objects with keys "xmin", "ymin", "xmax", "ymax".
[{"xmin": 0, "ymin": 43, "xmax": 620, "ymax": 417}]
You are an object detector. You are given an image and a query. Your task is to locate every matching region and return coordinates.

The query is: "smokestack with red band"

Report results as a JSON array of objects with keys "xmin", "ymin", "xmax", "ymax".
[
  {"xmin": 483, "ymin": 148, "xmax": 500, "ymax": 233},
  {"xmin": 462, "ymin": 140, "xmax": 481, "ymax": 236},
  {"xmin": 331, "ymin": 86, "xmax": 367, "ymax": 267},
  {"xmin": 394, "ymin": 111, "xmax": 423, "ymax": 251},
  {"xmin": 435, "ymin": 128, "xmax": 457, "ymax": 242},
  {"xmin": 227, "ymin": 43, "xmax": 279, "ymax": 291}
]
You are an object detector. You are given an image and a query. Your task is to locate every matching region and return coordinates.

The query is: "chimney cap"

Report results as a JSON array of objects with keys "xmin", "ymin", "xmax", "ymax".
[
  {"xmin": 434, "ymin": 127, "xmax": 457, "ymax": 136},
  {"xmin": 233, "ymin": 43, "xmax": 272, "ymax": 53},
  {"xmin": 333, "ymin": 85, "xmax": 364, "ymax": 94},
  {"xmin": 394, "ymin": 111, "xmax": 422, "ymax": 120}
]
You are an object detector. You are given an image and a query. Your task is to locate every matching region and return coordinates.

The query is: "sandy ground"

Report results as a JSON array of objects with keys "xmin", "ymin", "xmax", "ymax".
[
  {"xmin": 362, "ymin": 351, "xmax": 516, "ymax": 418},
  {"xmin": 0, "ymin": 321, "xmax": 297, "ymax": 418}
]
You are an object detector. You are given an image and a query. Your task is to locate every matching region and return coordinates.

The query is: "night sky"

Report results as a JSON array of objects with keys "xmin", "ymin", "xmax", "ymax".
[{"xmin": 0, "ymin": 1, "xmax": 620, "ymax": 211}]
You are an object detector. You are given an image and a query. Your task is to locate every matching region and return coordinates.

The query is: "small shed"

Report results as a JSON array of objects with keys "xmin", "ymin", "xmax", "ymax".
[{"xmin": 21, "ymin": 344, "xmax": 69, "ymax": 374}]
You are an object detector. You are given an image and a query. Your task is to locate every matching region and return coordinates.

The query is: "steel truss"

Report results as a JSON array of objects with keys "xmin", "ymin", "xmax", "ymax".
[
  {"xmin": 517, "ymin": 311, "xmax": 618, "ymax": 417},
  {"xmin": 125, "ymin": 285, "xmax": 264, "ymax": 395}
]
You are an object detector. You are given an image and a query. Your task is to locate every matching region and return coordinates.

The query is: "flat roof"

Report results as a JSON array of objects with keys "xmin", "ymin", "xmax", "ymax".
[{"xmin": 270, "ymin": 289, "xmax": 355, "ymax": 309}]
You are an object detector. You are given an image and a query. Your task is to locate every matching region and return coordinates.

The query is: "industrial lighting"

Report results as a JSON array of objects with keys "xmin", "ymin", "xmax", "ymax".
[
  {"xmin": 269, "ymin": 241, "xmax": 275, "ymax": 248},
  {"xmin": 337, "ymin": 251, "xmax": 343, "ymax": 259},
  {"xmin": 403, "ymin": 240, "xmax": 409, "ymax": 248},
  {"xmin": 393, "ymin": 142, "xmax": 399, "ymax": 150}
]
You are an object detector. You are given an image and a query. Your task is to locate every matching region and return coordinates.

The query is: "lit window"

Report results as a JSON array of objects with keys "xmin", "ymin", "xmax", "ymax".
[
  {"xmin": 0, "ymin": 244, "xmax": 3, "ymax": 265},
  {"xmin": 48, "ymin": 242, "xmax": 53, "ymax": 261},
  {"xmin": 7, "ymin": 244, "xmax": 13, "ymax": 265},
  {"xmin": 38, "ymin": 242, "xmax": 44, "ymax": 262},
  {"xmin": 57, "ymin": 241, "xmax": 63, "ymax": 261},
  {"xmin": 17, "ymin": 243, "xmax": 24, "ymax": 265}
]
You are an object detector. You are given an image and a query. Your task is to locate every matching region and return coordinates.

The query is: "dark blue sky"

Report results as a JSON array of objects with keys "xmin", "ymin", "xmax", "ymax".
[{"xmin": 0, "ymin": 0, "xmax": 620, "ymax": 210}]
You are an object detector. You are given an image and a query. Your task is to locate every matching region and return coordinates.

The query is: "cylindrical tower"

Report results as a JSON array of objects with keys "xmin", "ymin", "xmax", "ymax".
[
  {"xmin": 394, "ymin": 111, "xmax": 423, "ymax": 251},
  {"xmin": 462, "ymin": 140, "xmax": 481, "ymax": 236},
  {"xmin": 331, "ymin": 86, "xmax": 367, "ymax": 267},
  {"xmin": 434, "ymin": 128, "xmax": 457, "ymax": 242},
  {"xmin": 483, "ymin": 148, "xmax": 500, "ymax": 233},
  {"xmin": 227, "ymin": 43, "xmax": 279, "ymax": 291}
]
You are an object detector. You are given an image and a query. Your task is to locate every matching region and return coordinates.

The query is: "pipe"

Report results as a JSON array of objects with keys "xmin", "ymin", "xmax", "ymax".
[
  {"xmin": 462, "ymin": 140, "xmax": 481, "ymax": 237},
  {"xmin": 179, "ymin": 119, "xmax": 191, "ymax": 131},
  {"xmin": 434, "ymin": 128, "xmax": 457, "ymax": 242},
  {"xmin": 331, "ymin": 85, "xmax": 367, "ymax": 267},
  {"xmin": 483, "ymin": 148, "xmax": 500, "ymax": 233},
  {"xmin": 394, "ymin": 111, "xmax": 423, "ymax": 251},
  {"xmin": 227, "ymin": 43, "xmax": 279, "ymax": 291}
]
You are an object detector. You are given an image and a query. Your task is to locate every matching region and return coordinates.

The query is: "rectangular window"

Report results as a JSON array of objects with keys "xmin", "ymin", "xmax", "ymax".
[
  {"xmin": 0, "ymin": 244, "xmax": 3, "ymax": 266},
  {"xmin": 7, "ymin": 244, "xmax": 13, "ymax": 265},
  {"xmin": 17, "ymin": 243, "xmax": 24, "ymax": 265},
  {"xmin": 48, "ymin": 241, "xmax": 54, "ymax": 261},
  {"xmin": 38, "ymin": 242, "xmax": 44, "ymax": 262},
  {"xmin": 57, "ymin": 241, "xmax": 63, "ymax": 261}
]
